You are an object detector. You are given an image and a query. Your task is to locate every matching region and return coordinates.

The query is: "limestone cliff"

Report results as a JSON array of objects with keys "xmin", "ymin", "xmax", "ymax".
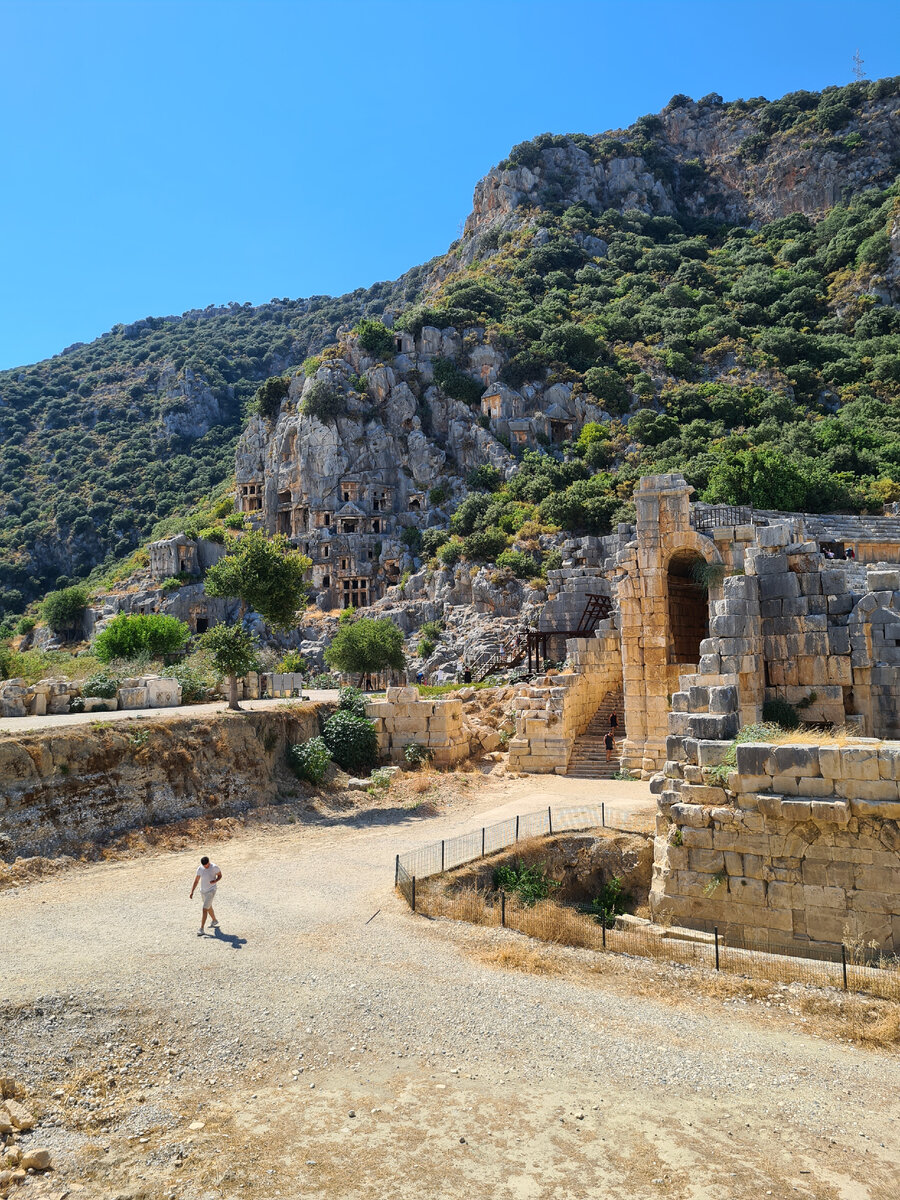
[{"xmin": 465, "ymin": 93, "xmax": 900, "ymax": 238}]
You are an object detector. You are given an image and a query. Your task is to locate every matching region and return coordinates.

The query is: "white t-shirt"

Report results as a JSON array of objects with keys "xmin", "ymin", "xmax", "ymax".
[{"xmin": 197, "ymin": 863, "xmax": 220, "ymax": 893}]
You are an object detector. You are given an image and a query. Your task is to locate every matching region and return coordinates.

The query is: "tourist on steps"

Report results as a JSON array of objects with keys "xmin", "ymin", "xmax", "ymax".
[
  {"xmin": 605, "ymin": 729, "xmax": 616, "ymax": 763},
  {"xmin": 609, "ymin": 710, "xmax": 618, "ymax": 733},
  {"xmin": 190, "ymin": 855, "xmax": 222, "ymax": 936}
]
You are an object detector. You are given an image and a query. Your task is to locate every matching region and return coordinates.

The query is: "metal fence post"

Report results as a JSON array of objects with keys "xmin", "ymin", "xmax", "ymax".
[
  {"xmin": 841, "ymin": 942, "xmax": 848, "ymax": 991},
  {"xmin": 602, "ymin": 802, "xmax": 605, "ymax": 827},
  {"xmin": 411, "ymin": 876, "xmax": 416, "ymax": 913},
  {"xmin": 548, "ymin": 806, "xmax": 553, "ymax": 835},
  {"xmin": 394, "ymin": 854, "xmax": 399, "ymax": 886},
  {"xmin": 714, "ymin": 926, "xmax": 720, "ymax": 971},
  {"xmin": 601, "ymin": 920, "xmax": 606, "ymax": 949},
  {"xmin": 441, "ymin": 840, "xmax": 445, "ymax": 873},
  {"xmin": 515, "ymin": 815, "xmax": 519, "ymax": 842},
  {"xmin": 481, "ymin": 827, "xmax": 485, "ymax": 857},
  {"xmin": 501, "ymin": 891, "xmax": 506, "ymax": 927}
]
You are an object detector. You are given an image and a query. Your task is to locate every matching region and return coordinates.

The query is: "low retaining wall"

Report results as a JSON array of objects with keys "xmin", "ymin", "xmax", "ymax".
[
  {"xmin": 508, "ymin": 628, "xmax": 621, "ymax": 773},
  {"xmin": 365, "ymin": 687, "xmax": 470, "ymax": 767},
  {"xmin": 0, "ymin": 705, "xmax": 326, "ymax": 860},
  {"xmin": 652, "ymin": 738, "xmax": 900, "ymax": 951}
]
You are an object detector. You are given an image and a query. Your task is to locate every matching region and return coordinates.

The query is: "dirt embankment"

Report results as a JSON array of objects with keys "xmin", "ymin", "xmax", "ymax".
[
  {"xmin": 0, "ymin": 703, "xmax": 330, "ymax": 861},
  {"xmin": 447, "ymin": 830, "xmax": 654, "ymax": 906}
]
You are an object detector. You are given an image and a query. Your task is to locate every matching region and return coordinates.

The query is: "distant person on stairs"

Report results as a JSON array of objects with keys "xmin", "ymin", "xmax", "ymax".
[
  {"xmin": 190, "ymin": 855, "xmax": 222, "ymax": 936},
  {"xmin": 609, "ymin": 710, "xmax": 618, "ymax": 733},
  {"xmin": 605, "ymin": 729, "xmax": 616, "ymax": 763}
]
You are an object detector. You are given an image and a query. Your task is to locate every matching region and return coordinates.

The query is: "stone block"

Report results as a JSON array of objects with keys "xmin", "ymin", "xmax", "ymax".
[
  {"xmin": 118, "ymin": 687, "xmax": 150, "ymax": 710},
  {"xmin": 708, "ymin": 685, "xmax": 738, "ymax": 714},
  {"xmin": 666, "ymin": 735, "xmax": 688, "ymax": 762},
  {"xmin": 878, "ymin": 747, "xmax": 900, "ymax": 780},
  {"xmin": 681, "ymin": 783, "xmax": 729, "ymax": 805},
  {"xmin": 735, "ymin": 743, "xmax": 774, "ymax": 776},
  {"xmin": 848, "ymin": 798, "xmax": 900, "ymax": 819},
  {"xmin": 689, "ymin": 848, "xmax": 725, "ymax": 874},
  {"xmin": 838, "ymin": 778, "xmax": 899, "ymax": 803},
  {"xmin": 772, "ymin": 744, "xmax": 819, "ymax": 776},
  {"xmin": 759, "ymin": 573, "xmax": 801, "ymax": 601},
  {"xmin": 841, "ymin": 747, "xmax": 880, "ymax": 781},
  {"xmin": 696, "ymin": 740, "xmax": 731, "ymax": 767},
  {"xmin": 867, "ymin": 568, "xmax": 900, "ymax": 592},
  {"xmin": 803, "ymin": 885, "xmax": 846, "ymax": 910},
  {"xmin": 670, "ymin": 803, "xmax": 711, "ymax": 828},
  {"xmin": 804, "ymin": 908, "xmax": 848, "ymax": 943},
  {"xmin": 689, "ymin": 713, "xmax": 739, "ymax": 741},
  {"xmin": 728, "ymin": 876, "xmax": 767, "ymax": 906},
  {"xmin": 818, "ymin": 747, "xmax": 843, "ymax": 779},
  {"xmin": 724, "ymin": 851, "xmax": 744, "ymax": 876},
  {"xmin": 680, "ymin": 827, "xmax": 714, "ymax": 848}
]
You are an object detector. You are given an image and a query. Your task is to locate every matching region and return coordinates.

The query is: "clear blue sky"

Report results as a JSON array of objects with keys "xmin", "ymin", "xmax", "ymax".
[{"xmin": 1, "ymin": 0, "xmax": 898, "ymax": 369}]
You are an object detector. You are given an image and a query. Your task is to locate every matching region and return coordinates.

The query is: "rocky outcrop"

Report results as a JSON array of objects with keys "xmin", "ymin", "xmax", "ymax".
[{"xmin": 465, "ymin": 95, "xmax": 900, "ymax": 238}]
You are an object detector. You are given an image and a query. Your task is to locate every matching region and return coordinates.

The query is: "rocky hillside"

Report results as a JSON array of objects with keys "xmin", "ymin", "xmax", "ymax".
[{"xmin": 3, "ymin": 76, "xmax": 900, "ymax": 623}]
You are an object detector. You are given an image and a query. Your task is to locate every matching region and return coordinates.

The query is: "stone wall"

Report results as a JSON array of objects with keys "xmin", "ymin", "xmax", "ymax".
[
  {"xmin": 365, "ymin": 687, "xmax": 470, "ymax": 767},
  {"xmin": 0, "ymin": 675, "xmax": 181, "ymax": 719},
  {"xmin": 0, "ymin": 707, "xmax": 326, "ymax": 860},
  {"xmin": 651, "ymin": 737, "xmax": 900, "ymax": 952},
  {"xmin": 507, "ymin": 629, "xmax": 622, "ymax": 773}
]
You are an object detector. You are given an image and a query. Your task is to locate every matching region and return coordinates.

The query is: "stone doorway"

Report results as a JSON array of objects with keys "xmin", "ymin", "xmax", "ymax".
[{"xmin": 666, "ymin": 550, "xmax": 709, "ymax": 666}]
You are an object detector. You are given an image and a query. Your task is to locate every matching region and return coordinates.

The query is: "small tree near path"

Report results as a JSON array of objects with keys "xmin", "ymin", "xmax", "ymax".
[
  {"xmin": 325, "ymin": 615, "xmax": 405, "ymax": 686},
  {"xmin": 198, "ymin": 624, "xmax": 260, "ymax": 711},
  {"xmin": 203, "ymin": 530, "xmax": 311, "ymax": 709}
]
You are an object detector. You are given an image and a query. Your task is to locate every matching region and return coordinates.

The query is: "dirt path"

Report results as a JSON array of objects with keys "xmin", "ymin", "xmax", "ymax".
[
  {"xmin": 1, "ymin": 776, "xmax": 899, "ymax": 1199},
  {"xmin": 0, "ymin": 691, "xmax": 340, "ymax": 736}
]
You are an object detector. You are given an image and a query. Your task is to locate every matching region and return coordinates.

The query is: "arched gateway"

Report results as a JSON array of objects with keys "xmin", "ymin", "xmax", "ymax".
[{"xmin": 617, "ymin": 476, "xmax": 722, "ymax": 774}]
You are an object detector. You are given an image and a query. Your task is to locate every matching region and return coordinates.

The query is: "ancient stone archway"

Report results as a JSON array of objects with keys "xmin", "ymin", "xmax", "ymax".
[
  {"xmin": 617, "ymin": 476, "xmax": 722, "ymax": 775},
  {"xmin": 666, "ymin": 549, "xmax": 710, "ymax": 667}
]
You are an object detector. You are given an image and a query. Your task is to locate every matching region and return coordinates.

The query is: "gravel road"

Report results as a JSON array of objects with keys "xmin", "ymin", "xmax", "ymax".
[{"xmin": 1, "ymin": 775, "xmax": 898, "ymax": 1199}]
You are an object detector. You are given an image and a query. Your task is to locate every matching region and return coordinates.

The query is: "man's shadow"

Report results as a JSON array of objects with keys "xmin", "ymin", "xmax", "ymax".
[{"xmin": 211, "ymin": 928, "xmax": 247, "ymax": 950}]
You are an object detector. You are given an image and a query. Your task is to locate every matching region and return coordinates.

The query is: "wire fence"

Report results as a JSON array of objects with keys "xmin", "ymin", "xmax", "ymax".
[
  {"xmin": 395, "ymin": 809, "xmax": 900, "ymax": 1002},
  {"xmin": 395, "ymin": 804, "xmax": 653, "ymax": 884}
]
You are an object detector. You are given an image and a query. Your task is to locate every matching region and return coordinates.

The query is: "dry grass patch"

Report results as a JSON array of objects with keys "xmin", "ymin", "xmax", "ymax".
[{"xmin": 474, "ymin": 942, "xmax": 571, "ymax": 976}]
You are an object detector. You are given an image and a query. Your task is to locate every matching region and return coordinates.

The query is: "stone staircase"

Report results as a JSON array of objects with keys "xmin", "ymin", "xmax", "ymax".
[{"xmin": 566, "ymin": 691, "xmax": 625, "ymax": 779}]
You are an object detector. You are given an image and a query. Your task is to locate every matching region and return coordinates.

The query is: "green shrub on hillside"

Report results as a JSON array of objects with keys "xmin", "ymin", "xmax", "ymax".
[
  {"xmin": 288, "ymin": 736, "xmax": 332, "ymax": 784},
  {"xmin": 354, "ymin": 318, "xmax": 395, "ymax": 358},
  {"xmin": 301, "ymin": 380, "xmax": 343, "ymax": 422},
  {"xmin": 321, "ymin": 710, "xmax": 377, "ymax": 775},
  {"xmin": 42, "ymin": 586, "xmax": 90, "ymax": 636},
  {"xmin": 251, "ymin": 375, "xmax": 291, "ymax": 420},
  {"xmin": 94, "ymin": 613, "xmax": 191, "ymax": 663},
  {"xmin": 432, "ymin": 358, "xmax": 483, "ymax": 405}
]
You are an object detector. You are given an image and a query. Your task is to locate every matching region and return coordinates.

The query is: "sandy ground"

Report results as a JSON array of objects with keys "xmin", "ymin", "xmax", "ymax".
[
  {"xmin": 1, "ymin": 773, "xmax": 899, "ymax": 1199},
  {"xmin": 0, "ymin": 692, "xmax": 341, "ymax": 736}
]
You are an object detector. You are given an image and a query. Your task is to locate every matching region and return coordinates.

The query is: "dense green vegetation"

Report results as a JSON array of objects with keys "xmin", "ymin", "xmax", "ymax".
[
  {"xmin": 93, "ymin": 612, "xmax": 191, "ymax": 663},
  {"xmin": 404, "ymin": 170, "xmax": 900, "ymax": 548},
  {"xmin": 0, "ymin": 268, "xmax": 431, "ymax": 620}
]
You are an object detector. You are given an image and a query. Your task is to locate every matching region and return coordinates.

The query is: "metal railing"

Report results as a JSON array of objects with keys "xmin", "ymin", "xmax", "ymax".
[
  {"xmin": 691, "ymin": 504, "xmax": 753, "ymax": 533},
  {"xmin": 395, "ymin": 804, "xmax": 652, "ymax": 887}
]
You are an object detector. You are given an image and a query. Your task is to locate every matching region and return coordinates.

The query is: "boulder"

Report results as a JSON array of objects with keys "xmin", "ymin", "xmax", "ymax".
[
  {"xmin": 19, "ymin": 1148, "xmax": 51, "ymax": 1171},
  {"xmin": 4, "ymin": 1099, "xmax": 35, "ymax": 1130}
]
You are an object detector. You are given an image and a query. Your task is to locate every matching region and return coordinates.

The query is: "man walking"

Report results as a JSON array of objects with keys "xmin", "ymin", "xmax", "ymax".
[
  {"xmin": 605, "ymin": 728, "xmax": 616, "ymax": 764},
  {"xmin": 189, "ymin": 855, "xmax": 222, "ymax": 935}
]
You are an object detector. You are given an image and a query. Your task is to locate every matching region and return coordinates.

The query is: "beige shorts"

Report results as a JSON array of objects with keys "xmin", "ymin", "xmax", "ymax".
[{"xmin": 200, "ymin": 887, "xmax": 217, "ymax": 909}]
